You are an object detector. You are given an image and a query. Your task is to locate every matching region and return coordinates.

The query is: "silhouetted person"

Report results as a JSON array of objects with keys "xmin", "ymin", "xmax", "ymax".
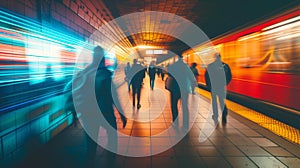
[
  {"xmin": 156, "ymin": 65, "xmax": 161, "ymax": 77},
  {"xmin": 190, "ymin": 62, "xmax": 199, "ymax": 94},
  {"xmin": 205, "ymin": 53, "xmax": 232, "ymax": 124},
  {"xmin": 167, "ymin": 55, "xmax": 196, "ymax": 129},
  {"xmin": 148, "ymin": 61, "xmax": 156, "ymax": 90},
  {"xmin": 125, "ymin": 62, "xmax": 131, "ymax": 91},
  {"xmin": 128, "ymin": 59, "xmax": 145, "ymax": 109},
  {"xmin": 161, "ymin": 64, "xmax": 166, "ymax": 81},
  {"xmin": 72, "ymin": 46, "xmax": 127, "ymax": 167}
]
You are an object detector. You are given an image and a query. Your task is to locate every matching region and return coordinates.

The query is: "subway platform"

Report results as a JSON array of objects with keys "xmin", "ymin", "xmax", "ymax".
[{"xmin": 14, "ymin": 75, "xmax": 300, "ymax": 168}]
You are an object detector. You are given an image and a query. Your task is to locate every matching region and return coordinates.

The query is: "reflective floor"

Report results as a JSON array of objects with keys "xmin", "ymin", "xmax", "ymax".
[
  {"xmin": 16, "ymin": 75, "xmax": 300, "ymax": 168},
  {"xmin": 199, "ymin": 89, "xmax": 300, "ymax": 145}
]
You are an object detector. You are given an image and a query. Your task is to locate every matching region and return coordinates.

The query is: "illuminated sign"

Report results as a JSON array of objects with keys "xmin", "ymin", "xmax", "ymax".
[{"xmin": 146, "ymin": 49, "xmax": 168, "ymax": 55}]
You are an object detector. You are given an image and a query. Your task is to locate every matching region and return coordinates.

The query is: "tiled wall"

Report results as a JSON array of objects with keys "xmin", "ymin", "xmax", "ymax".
[
  {"xmin": 0, "ymin": 0, "xmax": 107, "ymax": 40},
  {"xmin": 0, "ymin": 0, "xmax": 109, "ymax": 163},
  {"xmin": 0, "ymin": 95, "xmax": 74, "ymax": 161}
]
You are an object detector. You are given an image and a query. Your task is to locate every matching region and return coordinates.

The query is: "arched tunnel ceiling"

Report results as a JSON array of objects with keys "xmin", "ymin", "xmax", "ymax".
[{"xmin": 84, "ymin": 0, "xmax": 298, "ymax": 59}]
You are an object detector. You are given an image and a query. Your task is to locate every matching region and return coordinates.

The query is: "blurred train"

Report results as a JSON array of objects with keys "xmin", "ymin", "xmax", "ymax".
[
  {"xmin": 0, "ymin": 8, "xmax": 93, "ymax": 159},
  {"xmin": 183, "ymin": 7, "xmax": 300, "ymax": 111},
  {"xmin": 0, "ymin": 8, "xmax": 130, "ymax": 159},
  {"xmin": 0, "ymin": 9, "xmax": 92, "ymax": 113},
  {"xmin": 0, "ymin": 9, "xmax": 125, "ymax": 114},
  {"xmin": 0, "ymin": 8, "xmax": 132, "ymax": 162},
  {"xmin": 0, "ymin": 8, "xmax": 120, "ymax": 160}
]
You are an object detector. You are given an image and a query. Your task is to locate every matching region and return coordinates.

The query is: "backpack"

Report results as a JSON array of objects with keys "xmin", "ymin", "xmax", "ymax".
[
  {"xmin": 223, "ymin": 63, "xmax": 232, "ymax": 85},
  {"xmin": 205, "ymin": 62, "xmax": 232, "ymax": 91},
  {"xmin": 165, "ymin": 76, "xmax": 174, "ymax": 91},
  {"xmin": 165, "ymin": 75, "xmax": 180, "ymax": 92}
]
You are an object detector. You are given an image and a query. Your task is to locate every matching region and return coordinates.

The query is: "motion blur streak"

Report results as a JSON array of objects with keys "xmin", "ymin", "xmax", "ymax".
[{"xmin": 183, "ymin": 8, "xmax": 300, "ymax": 111}]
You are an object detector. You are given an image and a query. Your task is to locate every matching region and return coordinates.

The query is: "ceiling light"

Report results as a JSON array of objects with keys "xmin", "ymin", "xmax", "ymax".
[{"xmin": 134, "ymin": 45, "xmax": 156, "ymax": 49}]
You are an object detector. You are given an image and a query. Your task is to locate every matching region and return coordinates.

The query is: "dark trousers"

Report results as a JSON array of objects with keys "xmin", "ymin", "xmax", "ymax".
[
  {"xmin": 211, "ymin": 90, "xmax": 227, "ymax": 120},
  {"xmin": 150, "ymin": 77, "xmax": 155, "ymax": 89},
  {"xmin": 170, "ymin": 91, "xmax": 189, "ymax": 128},
  {"xmin": 127, "ymin": 81, "xmax": 131, "ymax": 91},
  {"xmin": 132, "ymin": 84, "xmax": 142, "ymax": 106},
  {"xmin": 86, "ymin": 114, "xmax": 117, "ymax": 167}
]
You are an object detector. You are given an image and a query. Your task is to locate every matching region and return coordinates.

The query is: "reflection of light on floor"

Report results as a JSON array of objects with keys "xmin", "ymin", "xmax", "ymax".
[{"xmin": 197, "ymin": 88, "xmax": 300, "ymax": 145}]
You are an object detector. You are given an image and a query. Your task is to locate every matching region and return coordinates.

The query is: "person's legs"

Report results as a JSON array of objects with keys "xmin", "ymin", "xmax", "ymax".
[
  {"xmin": 127, "ymin": 81, "xmax": 130, "ymax": 92},
  {"xmin": 181, "ymin": 92, "xmax": 189, "ymax": 129},
  {"xmin": 171, "ymin": 92, "xmax": 180, "ymax": 125},
  {"xmin": 132, "ymin": 85, "xmax": 136, "ymax": 106},
  {"xmin": 137, "ymin": 86, "xmax": 142, "ymax": 109},
  {"xmin": 105, "ymin": 115, "xmax": 117, "ymax": 154},
  {"xmin": 211, "ymin": 93, "xmax": 218, "ymax": 122},
  {"xmin": 219, "ymin": 90, "xmax": 227, "ymax": 124},
  {"xmin": 151, "ymin": 77, "xmax": 155, "ymax": 89},
  {"xmin": 150, "ymin": 78, "xmax": 155, "ymax": 90},
  {"xmin": 85, "ymin": 126, "xmax": 99, "ymax": 168},
  {"xmin": 101, "ymin": 114, "xmax": 118, "ymax": 166}
]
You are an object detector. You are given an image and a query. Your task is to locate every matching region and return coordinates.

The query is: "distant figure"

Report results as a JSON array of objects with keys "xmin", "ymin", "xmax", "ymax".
[
  {"xmin": 148, "ymin": 62, "xmax": 156, "ymax": 90},
  {"xmin": 156, "ymin": 65, "xmax": 161, "ymax": 77},
  {"xmin": 124, "ymin": 62, "xmax": 131, "ymax": 91},
  {"xmin": 190, "ymin": 62, "xmax": 199, "ymax": 94},
  {"xmin": 128, "ymin": 59, "xmax": 146, "ymax": 109},
  {"xmin": 72, "ymin": 46, "xmax": 127, "ymax": 167},
  {"xmin": 161, "ymin": 64, "xmax": 166, "ymax": 81},
  {"xmin": 205, "ymin": 53, "xmax": 232, "ymax": 125},
  {"xmin": 167, "ymin": 55, "xmax": 196, "ymax": 129}
]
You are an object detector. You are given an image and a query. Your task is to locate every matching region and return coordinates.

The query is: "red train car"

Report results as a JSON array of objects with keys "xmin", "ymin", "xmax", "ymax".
[{"xmin": 183, "ymin": 6, "xmax": 300, "ymax": 111}]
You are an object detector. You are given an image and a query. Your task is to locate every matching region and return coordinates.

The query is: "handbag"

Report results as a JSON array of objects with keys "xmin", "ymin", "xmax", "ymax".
[{"xmin": 165, "ymin": 76, "xmax": 174, "ymax": 91}]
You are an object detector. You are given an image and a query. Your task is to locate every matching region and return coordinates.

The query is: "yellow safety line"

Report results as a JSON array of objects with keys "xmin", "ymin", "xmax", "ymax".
[{"xmin": 196, "ymin": 88, "xmax": 300, "ymax": 145}]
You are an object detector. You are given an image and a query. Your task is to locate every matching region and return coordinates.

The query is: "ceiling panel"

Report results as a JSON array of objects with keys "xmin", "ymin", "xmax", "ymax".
[{"xmin": 68, "ymin": 0, "xmax": 298, "ymax": 59}]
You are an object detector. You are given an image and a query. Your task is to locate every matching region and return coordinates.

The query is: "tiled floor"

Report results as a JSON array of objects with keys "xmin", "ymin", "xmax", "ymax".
[{"xmin": 18, "ymin": 75, "xmax": 300, "ymax": 168}]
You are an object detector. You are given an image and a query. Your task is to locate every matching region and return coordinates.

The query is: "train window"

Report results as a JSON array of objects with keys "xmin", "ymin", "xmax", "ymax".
[
  {"xmin": 260, "ymin": 17, "xmax": 300, "ymax": 73},
  {"xmin": 273, "ymin": 36, "xmax": 292, "ymax": 70},
  {"xmin": 292, "ymin": 34, "xmax": 300, "ymax": 71}
]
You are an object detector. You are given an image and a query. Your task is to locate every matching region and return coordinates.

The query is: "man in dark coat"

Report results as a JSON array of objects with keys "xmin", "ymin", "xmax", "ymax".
[
  {"xmin": 167, "ymin": 55, "xmax": 196, "ymax": 129},
  {"xmin": 72, "ymin": 46, "xmax": 127, "ymax": 167},
  {"xmin": 148, "ymin": 61, "xmax": 156, "ymax": 90},
  {"xmin": 205, "ymin": 53, "xmax": 232, "ymax": 125},
  {"xmin": 128, "ymin": 59, "xmax": 146, "ymax": 109}
]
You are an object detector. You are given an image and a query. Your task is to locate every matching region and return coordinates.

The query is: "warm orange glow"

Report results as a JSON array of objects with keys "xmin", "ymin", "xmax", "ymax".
[
  {"xmin": 60, "ymin": 50, "xmax": 76, "ymax": 63},
  {"xmin": 134, "ymin": 45, "xmax": 157, "ymax": 49},
  {"xmin": 0, "ymin": 44, "xmax": 26, "ymax": 61}
]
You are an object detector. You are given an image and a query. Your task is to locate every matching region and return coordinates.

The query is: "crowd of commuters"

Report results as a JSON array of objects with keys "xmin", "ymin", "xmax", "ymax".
[{"xmin": 67, "ymin": 46, "xmax": 231, "ymax": 167}]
